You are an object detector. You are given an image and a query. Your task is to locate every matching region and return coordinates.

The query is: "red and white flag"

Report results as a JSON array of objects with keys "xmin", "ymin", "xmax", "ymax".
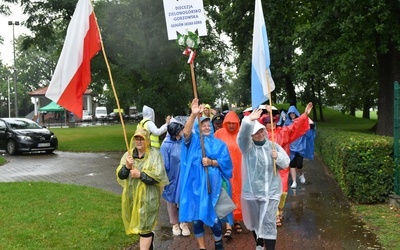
[{"xmin": 46, "ymin": 0, "xmax": 101, "ymax": 118}]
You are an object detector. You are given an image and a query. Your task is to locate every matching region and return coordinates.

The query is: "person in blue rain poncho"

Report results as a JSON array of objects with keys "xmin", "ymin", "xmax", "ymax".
[
  {"xmin": 179, "ymin": 98, "xmax": 233, "ymax": 250},
  {"xmin": 160, "ymin": 118, "xmax": 191, "ymax": 237},
  {"xmin": 116, "ymin": 128, "xmax": 169, "ymax": 250},
  {"xmin": 284, "ymin": 105, "xmax": 316, "ymax": 189},
  {"xmin": 237, "ymin": 107, "xmax": 290, "ymax": 250}
]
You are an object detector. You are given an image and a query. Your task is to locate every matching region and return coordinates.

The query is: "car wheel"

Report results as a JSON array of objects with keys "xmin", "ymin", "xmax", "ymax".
[
  {"xmin": 6, "ymin": 140, "xmax": 18, "ymax": 155},
  {"xmin": 46, "ymin": 150, "xmax": 55, "ymax": 154}
]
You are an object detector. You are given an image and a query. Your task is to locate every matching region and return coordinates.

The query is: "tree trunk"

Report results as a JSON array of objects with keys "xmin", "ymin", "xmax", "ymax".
[
  {"xmin": 317, "ymin": 80, "xmax": 324, "ymax": 122},
  {"xmin": 285, "ymin": 76, "xmax": 296, "ymax": 106},
  {"xmin": 349, "ymin": 106, "xmax": 356, "ymax": 116},
  {"xmin": 362, "ymin": 97, "xmax": 371, "ymax": 119},
  {"xmin": 376, "ymin": 39, "xmax": 400, "ymax": 136}
]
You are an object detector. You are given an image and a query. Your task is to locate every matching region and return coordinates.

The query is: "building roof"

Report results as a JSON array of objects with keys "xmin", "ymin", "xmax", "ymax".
[{"xmin": 28, "ymin": 86, "xmax": 93, "ymax": 96}]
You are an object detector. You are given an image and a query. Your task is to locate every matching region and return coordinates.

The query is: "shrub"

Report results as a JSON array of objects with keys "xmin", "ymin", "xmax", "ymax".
[{"xmin": 315, "ymin": 128, "xmax": 394, "ymax": 203}]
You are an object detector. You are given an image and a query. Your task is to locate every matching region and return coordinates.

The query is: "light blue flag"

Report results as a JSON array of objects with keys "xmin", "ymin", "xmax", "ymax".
[{"xmin": 251, "ymin": 0, "xmax": 275, "ymax": 109}]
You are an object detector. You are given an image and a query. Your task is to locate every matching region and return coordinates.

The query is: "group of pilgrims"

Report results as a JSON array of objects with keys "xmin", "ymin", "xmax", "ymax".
[{"xmin": 116, "ymin": 98, "xmax": 316, "ymax": 250}]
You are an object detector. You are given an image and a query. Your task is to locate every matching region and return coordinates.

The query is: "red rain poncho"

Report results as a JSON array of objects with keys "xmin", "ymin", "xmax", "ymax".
[
  {"xmin": 266, "ymin": 113, "xmax": 310, "ymax": 192},
  {"xmin": 214, "ymin": 111, "xmax": 243, "ymax": 221}
]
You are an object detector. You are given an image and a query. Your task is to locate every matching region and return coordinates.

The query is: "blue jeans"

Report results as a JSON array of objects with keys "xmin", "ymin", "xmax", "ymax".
[{"xmin": 193, "ymin": 219, "xmax": 222, "ymax": 241}]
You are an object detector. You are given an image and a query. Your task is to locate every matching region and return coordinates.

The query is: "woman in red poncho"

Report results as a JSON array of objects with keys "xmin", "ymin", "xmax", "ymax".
[{"xmin": 214, "ymin": 111, "xmax": 243, "ymax": 238}]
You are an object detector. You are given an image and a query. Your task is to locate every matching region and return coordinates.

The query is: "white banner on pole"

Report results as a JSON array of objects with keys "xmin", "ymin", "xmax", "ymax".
[{"xmin": 163, "ymin": 0, "xmax": 207, "ymax": 40}]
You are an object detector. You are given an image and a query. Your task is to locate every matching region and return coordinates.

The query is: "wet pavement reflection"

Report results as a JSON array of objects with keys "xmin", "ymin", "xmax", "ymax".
[{"xmin": 0, "ymin": 151, "xmax": 383, "ymax": 249}]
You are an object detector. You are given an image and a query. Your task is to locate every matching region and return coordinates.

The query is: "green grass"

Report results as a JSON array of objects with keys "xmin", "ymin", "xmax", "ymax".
[
  {"xmin": 352, "ymin": 204, "xmax": 400, "ymax": 249},
  {"xmin": 0, "ymin": 182, "xmax": 136, "ymax": 249},
  {"xmin": 51, "ymin": 124, "xmax": 137, "ymax": 152},
  {"xmin": 275, "ymin": 104, "xmax": 377, "ymax": 132},
  {"xmin": 356, "ymin": 110, "xmax": 378, "ymax": 120}
]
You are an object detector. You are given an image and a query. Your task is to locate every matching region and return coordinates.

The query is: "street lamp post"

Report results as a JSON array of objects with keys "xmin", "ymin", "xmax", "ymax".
[
  {"xmin": 8, "ymin": 21, "xmax": 19, "ymax": 117},
  {"xmin": 7, "ymin": 77, "xmax": 11, "ymax": 118},
  {"xmin": 219, "ymin": 73, "xmax": 223, "ymax": 111}
]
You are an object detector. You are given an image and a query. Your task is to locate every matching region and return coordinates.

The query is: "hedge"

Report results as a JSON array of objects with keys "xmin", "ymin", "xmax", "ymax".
[{"xmin": 315, "ymin": 128, "xmax": 394, "ymax": 204}]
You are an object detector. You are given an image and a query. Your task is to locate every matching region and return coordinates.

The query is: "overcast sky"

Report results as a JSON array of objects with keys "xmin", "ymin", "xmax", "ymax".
[{"xmin": 0, "ymin": 5, "xmax": 30, "ymax": 66}]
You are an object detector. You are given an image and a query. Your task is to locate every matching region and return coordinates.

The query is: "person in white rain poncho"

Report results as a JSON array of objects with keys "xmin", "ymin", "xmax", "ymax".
[
  {"xmin": 138, "ymin": 105, "xmax": 171, "ymax": 149},
  {"xmin": 237, "ymin": 107, "xmax": 290, "ymax": 250}
]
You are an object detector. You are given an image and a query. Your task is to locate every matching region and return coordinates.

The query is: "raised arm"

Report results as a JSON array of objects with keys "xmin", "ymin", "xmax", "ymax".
[
  {"xmin": 304, "ymin": 102, "xmax": 313, "ymax": 115},
  {"xmin": 183, "ymin": 98, "xmax": 204, "ymax": 138},
  {"xmin": 237, "ymin": 108, "xmax": 264, "ymax": 153}
]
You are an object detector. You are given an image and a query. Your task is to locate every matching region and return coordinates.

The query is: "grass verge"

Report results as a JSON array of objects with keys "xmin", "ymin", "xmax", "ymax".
[
  {"xmin": 0, "ymin": 182, "xmax": 136, "ymax": 249},
  {"xmin": 352, "ymin": 204, "xmax": 400, "ymax": 248},
  {"xmin": 51, "ymin": 124, "xmax": 136, "ymax": 152}
]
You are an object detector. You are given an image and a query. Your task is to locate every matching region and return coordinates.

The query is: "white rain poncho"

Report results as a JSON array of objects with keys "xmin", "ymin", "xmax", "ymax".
[{"xmin": 237, "ymin": 116, "xmax": 290, "ymax": 239}]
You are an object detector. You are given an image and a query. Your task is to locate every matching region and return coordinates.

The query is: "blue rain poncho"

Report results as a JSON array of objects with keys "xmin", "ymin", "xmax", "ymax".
[
  {"xmin": 284, "ymin": 105, "xmax": 316, "ymax": 160},
  {"xmin": 160, "ymin": 134, "xmax": 183, "ymax": 204},
  {"xmin": 116, "ymin": 130, "xmax": 169, "ymax": 235},
  {"xmin": 179, "ymin": 119, "xmax": 233, "ymax": 227}
]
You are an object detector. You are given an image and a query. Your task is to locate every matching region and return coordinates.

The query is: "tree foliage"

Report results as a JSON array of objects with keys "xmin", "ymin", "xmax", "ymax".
[
  {"xmin": 2, "ymin": 0, "xmax": 400, "ymax": 136},
  {"xmin": 208, "ymin": 0, "xmax": 399, "ymax": 136},
  {"xmin": 6, "ymin": 0, "xmax": 229, "ymax": 124}
]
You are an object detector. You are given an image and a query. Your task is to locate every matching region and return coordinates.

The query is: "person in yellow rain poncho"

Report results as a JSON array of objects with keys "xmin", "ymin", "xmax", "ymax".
[{"xmin": 116, "ymin": 128, "xmax": 169, "ymax": 250}]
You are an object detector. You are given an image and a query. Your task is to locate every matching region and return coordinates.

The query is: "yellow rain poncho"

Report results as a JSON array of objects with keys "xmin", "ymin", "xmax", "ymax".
[{"xmin": 116, "ymin": 128, "xmax": 169, "ymax": 235}]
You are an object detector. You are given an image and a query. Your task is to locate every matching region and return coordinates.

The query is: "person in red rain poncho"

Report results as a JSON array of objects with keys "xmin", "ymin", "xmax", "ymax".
[
  {"xmin": 263, "ymin": 102, "xmax": 313, "ymax": 227},
  {"xmin": 214, "ymin": 111, "xmax": 243, "ymax": 238}
]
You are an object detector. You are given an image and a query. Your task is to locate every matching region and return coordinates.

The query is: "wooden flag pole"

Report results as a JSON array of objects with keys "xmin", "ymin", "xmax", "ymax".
[
  {"xmin": 266, "ymin": 70, "xmax": 276, "ymax": 175},
  {"xmin": 91, "ymin": 3, "xmax": 130, "ymax": 154},
  {"xmin": 190, "ymin": 62, "xmax": 211, "ymax": 194}
]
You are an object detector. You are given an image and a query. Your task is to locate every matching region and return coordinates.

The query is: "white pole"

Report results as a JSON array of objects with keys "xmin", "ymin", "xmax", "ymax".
[{"xmin": 7, "ymin": 77, "xmax": 11, "ymax": 118}]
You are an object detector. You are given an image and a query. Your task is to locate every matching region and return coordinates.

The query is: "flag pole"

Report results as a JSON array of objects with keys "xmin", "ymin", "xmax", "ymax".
[
  {"xmin": 90, "ymin": 1, "xmax": 129, "ymax": 153},
  {"xmin": 190, "ymin": 62, "xmax": 211, "ymax": 194},
  {"xmin": 266, "ymin": 70, "xmax": 276, "ymax": 175}
]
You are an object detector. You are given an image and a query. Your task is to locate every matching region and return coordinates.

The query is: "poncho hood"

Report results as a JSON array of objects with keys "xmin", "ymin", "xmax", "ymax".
[
  {"xmin": 142, "ymin": 105, "xmax": 155, "ymax": 122},
  {"xmin": 221, "ymin": 111, "xmax": 240, "ymax": 134}
]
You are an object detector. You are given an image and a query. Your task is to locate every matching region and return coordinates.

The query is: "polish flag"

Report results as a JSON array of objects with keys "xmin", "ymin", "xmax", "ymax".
[{"xmin": 46, "ymin": 0, "xmax": 101, "ymax": 118}]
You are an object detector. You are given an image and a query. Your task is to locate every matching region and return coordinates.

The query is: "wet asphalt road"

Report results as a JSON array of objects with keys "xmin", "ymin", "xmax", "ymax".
[{"xmin": 0, "ymin": 151, "xmax": 384, "ymax": 250}]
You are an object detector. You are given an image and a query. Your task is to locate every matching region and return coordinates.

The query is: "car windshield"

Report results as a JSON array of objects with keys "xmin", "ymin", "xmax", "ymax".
[{"xmin": 7, "ymin": 120, "xmax": 42, "ymax": 130}]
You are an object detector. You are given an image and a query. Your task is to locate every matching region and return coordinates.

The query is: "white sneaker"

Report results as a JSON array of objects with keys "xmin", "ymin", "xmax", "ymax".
[
  {"xmin": 172, "ymin": 224, "xmax": 181, "ymax": 236},
  {"xmin": 291, "ymin": 182, "xmax": 297, "ymax": 189},
  {"xmin": 299, "ymin": 174, "xmax": 306, "ymax": 184},
  {"xmin": 180, "ymin": 222, "xmax": 191, "ymax": 236},
  {"xmin": 256, "ymin": 245, "xmax": 264, "ymax": 250}
]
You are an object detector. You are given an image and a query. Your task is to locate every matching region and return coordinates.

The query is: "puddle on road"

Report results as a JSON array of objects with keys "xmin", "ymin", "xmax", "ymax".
[
  {"xmin": 285, "ymin": 187, "xmax": 383, "ymax": 249},
  {"xmin": 85, "ymin": 173, "xmax": 100, "ymax": 176}
]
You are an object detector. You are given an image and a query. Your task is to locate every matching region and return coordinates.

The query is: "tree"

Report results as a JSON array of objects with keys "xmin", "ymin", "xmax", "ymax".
[
  {"xmin": 210, "ymin": 0, "xmax": 399, "ymax": 136},
  {"xmin": 0, "ymin": 62, "xmax": 13, "ymax": 117},
  {"xmin": 298, "ymin": 0, "xmax": 399, "ymax": 135},
  {"xmin": 14, "ymin": 0, "xmax": 229, "ymax": 123}
]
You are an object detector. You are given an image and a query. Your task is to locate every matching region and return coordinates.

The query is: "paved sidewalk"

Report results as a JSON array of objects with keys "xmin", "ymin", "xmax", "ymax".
[{"xmin": 0, "ymin": 151, "xmax": 383, "ymax": 249}]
